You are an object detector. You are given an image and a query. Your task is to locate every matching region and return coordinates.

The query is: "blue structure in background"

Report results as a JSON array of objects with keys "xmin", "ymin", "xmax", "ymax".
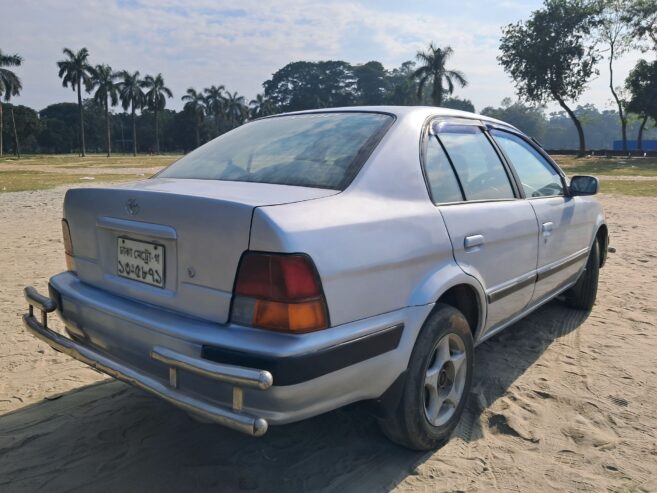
[{"xmin": 613, "ymin": 140, "xmax": 657, "ymax": 151}]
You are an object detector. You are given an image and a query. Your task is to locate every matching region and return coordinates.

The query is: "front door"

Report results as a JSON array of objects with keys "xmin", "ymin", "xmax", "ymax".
[
  {"xmin": 490, "ymin": 129, "xmax": 589, "ymax": 302},
  {"xmin": 528, "ymin": 196, "xmax": 591, "ymax": 301}
]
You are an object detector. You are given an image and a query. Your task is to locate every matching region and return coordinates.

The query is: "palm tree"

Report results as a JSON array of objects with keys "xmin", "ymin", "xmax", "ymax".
[
  {"xmin": 249, "ymin": 93, "xmax": 275, "ymax": 119},
  {"xmin": 57, "ymin": 48, "xmax": 93, "ymax": 156},
  {"xmin": 224, "ymin": 91, "xmax": 247, "ymax": 128},
  {"xmin": 203, "ymin": 85, "xmax": 225, "ymax": 136},
  {"xmin": 143, "ymin": 73, "xmax": 172, "ymax": 153},
  {"xmin": 413, "ymin": 44, "xmax": 467, "ymax": 107},
  {"xmin": 117, "ymin": 70, "xmax": 144, "ymax": 156},
  {"xmin": 182, "ymin": 87, "xmax": 206, "ymax": 148},
  {"xmin": 0, "ymin": 50, "xmax": 23, "ymax": 157},
  {"xmin": 90, "ymin": 64, "xmax": 118, "ymax": 157}
]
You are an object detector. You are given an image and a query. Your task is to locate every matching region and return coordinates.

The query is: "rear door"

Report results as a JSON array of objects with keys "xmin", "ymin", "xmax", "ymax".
[
  {"xmin": 489, "ymin": 129, "xmax": 590, "ymax": 303},
  {"xmin": 425, "ymin": 120, "xmax": 539, "ymax": 333}
]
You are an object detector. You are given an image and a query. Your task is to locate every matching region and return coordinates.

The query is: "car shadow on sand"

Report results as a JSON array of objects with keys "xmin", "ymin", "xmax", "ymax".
[{"xmin": 0, "ymin": 300, "xmax": 589, "ymax": 493}]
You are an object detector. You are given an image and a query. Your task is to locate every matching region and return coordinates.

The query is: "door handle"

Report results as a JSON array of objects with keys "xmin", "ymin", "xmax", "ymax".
[
  {"xmin": 464, "ymin": 234, "xmax": 484, "ymax": 250},
  {"xmin": 542, "ymin": 222, "xmax": 554, "ymax": 236}
]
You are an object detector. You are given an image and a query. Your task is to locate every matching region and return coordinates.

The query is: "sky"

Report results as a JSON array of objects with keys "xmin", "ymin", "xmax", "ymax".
[{"xmin": 1, "ymin": 0, "xmax": 650, "ymax": 114}]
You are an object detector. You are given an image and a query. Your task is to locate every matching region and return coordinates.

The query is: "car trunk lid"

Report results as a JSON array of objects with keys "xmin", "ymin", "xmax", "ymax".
[{"xmin": 63, "ymin": 178, "xmax": 338, "ymax": 323}]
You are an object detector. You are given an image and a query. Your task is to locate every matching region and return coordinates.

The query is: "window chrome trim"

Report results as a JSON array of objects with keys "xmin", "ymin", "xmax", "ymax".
[
  {"xmin": 525, "ymin": 194, "xmax": 568, "ymax": 200},
  {"xmin": 435, "ymin": 198, "xmax": 521, "ymax": 207}
]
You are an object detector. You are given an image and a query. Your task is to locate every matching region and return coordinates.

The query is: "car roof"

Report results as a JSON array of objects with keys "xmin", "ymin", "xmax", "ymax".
[{"xmin": 270, "ymin": 105, "xmax": 521, "ymax": 134}]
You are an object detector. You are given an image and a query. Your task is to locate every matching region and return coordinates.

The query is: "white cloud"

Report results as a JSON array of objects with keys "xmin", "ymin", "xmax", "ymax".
[{"xmin": 1, "ymin": 0, "xmax": 651, "ymax": 115}]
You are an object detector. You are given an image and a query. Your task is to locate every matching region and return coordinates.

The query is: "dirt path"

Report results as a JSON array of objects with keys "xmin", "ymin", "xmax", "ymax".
[{"xmin": 1, "ymin": 185, "xmax": 656, "ymax": 492}]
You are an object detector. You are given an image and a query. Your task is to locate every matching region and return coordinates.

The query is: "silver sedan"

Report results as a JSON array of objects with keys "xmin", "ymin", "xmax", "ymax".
[{"xmin": 23, "ymin": 106, "xmax": 607, "ymax": 450}]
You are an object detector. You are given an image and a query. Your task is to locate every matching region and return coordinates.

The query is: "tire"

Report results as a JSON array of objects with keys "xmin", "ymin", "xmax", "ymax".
[
  {"xmin": 565, "ymin": 240, "xmax": 600, "ymax": 311},
  {"xmin": 378, "ymin": 303, "xmax": 474, "ymax": 451}
]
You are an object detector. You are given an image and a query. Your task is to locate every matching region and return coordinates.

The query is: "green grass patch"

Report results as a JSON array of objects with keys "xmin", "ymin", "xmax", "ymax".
[
  {"xmin": 552, "ymin": 155, "xmax": 657, "ymax": 176},
  {"xmin": 0, "ymin": 154, "xmax": 180, "ymax": 169},
  {"xmin": 600, "ymin": 179, "xmax": 657, "ymax": 197},
  {"xmin": 0, "ymin": 170, "xmax": 147, "ymax": 193},
  {"xmin": 3, "ymin": 153, "xmax": 656, "ymax": 195}
]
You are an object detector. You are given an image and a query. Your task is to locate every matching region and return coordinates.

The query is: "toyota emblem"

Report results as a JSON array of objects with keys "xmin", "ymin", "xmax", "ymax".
[{"xmin": 125, "ymin": 198, "xmax": 140, "ymax": 216}]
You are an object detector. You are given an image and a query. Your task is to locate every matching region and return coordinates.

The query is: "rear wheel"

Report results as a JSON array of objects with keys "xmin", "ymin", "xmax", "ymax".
[
  {"xmin": 378, "ymin": 304, "xmax": 474, "ymax": 450},
  {"xmin": 565, "ymin": 240, "xmax": 600, "ymax": 311}
]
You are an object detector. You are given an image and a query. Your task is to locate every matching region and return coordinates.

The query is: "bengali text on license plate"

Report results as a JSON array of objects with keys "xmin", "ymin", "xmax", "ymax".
[{"xmin": 117, "ymin": 237, "xmax": 165, "ymax": 288}]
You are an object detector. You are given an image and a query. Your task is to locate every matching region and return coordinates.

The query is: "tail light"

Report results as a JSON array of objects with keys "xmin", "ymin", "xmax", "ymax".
[
  {"xmin": 230, "ymin": 252, "xmax": 329, "ymax": 333},
  {"xmin": 61, "ymin": 219, "xmax": 75, "ymax": 272}
]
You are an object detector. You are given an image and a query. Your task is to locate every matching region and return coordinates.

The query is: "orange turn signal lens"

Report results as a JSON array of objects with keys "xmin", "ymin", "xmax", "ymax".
[
  {"xmin": 231, "ymin": 252, "xmax": 330, "ymax": 332},
  {"xmin": 253, "ymin": 299, "xmax": 328, "ymax": 333}
]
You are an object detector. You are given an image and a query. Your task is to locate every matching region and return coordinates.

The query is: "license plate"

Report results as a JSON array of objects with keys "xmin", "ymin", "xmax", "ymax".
[{"xmin": 117, "ymin": 238, "xmax": 165, "ymax": 288}]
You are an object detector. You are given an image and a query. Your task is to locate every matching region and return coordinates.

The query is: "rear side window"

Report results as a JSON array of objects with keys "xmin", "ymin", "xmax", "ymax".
[
  {"xmin": 437, "ymin": 125, "xmax": 514, "ymax": 201},
  {"xmin": 491, "ymin": 130, "xmax": 564, "ymax": 197},
  {"xmin": 424, "ymin": 137, "xmax": 464, "ymax": 203},
  {"xmin": 158, "ymin": 112, "xmax": 394, "ymax": 190}
]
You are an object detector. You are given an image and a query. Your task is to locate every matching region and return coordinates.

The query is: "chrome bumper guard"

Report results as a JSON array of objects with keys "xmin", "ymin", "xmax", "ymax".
[{"xmin": 22, "ymin": 286, "xmax": 273, "ymax": 437}]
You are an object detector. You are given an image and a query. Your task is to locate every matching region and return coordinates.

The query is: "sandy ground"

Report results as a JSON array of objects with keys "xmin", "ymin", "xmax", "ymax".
[{"xmin": 0, "ymin": 185, "xmax": 656, "ymax": 492}]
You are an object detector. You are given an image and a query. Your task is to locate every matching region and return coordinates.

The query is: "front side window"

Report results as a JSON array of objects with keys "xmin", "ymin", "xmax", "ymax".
[
  {"xmin": 158, "ymin": 112, "xmax": 394, "ymax": 190},
  {"xmin": 491, "ymin": 130, "xmax": 564, "ymax": 197},
  {"xmin": 437, "ymin": 125, "xmax": 514, "ymax": 201},
  {"xmin": 424, "ymin": 136, "xmax": 464, "ymax": 203}
]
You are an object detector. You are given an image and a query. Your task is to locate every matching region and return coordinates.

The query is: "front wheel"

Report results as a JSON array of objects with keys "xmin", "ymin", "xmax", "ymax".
[
  {"xmin": 565, "ymin": 240, "xmax": 600, "ymax": 311},
  {"xmin": 378, "ymin": 303, "xmax": 474, "ymax": 450}
]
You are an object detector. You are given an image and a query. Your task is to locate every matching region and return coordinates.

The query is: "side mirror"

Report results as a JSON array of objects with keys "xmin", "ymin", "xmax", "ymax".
[{"xmin": 569, "ymin": 175, "xmax": 599, "ymax": 196}]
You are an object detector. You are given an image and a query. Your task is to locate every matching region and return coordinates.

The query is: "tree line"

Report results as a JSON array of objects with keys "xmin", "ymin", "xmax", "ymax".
[
  {"xmin": 482, "ymin": 98, "xmax": 657, "ymax": 150},
  {"xmin": 52, "ymin": 47, "xmax": 253, "ymax": 157},
  {"xmin": 499, "ymin": 0, "xmax": 657, "ymax": 155},
  {"xmin": 1, "ymin": 0, "xmax": 656, "ymax": 157},
  {"xmin": 0, "ymin": 43, "xmax": 474, "ymax": 156}
]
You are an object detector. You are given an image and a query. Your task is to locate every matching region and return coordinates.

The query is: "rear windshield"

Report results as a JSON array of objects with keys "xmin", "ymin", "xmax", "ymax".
[{"xmin": 158, "ymin": 112, "xmax": 394, "ymax": 190}]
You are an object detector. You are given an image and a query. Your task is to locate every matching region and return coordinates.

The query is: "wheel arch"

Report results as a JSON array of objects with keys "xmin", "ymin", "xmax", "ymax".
[
  {"xmin": 408, "ymin": 260, "xmax": 487, "ymax": 337},
  {"xmin": 410, "ymin": 269, "xmax": 486, "ymax": 346},
  {"xmin": 434, "ymin": 284, "xmax": 483, "ymax": 341}
]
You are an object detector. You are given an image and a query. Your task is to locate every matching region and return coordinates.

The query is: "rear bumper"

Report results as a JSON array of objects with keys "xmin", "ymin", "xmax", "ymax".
[
  {"xmin": 24, "ymin": 273, "xmax": 432, "ymax": 432},
  {"xmin": 24, "ymin": 286, "xmax": 272, "ymax": 436}
]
